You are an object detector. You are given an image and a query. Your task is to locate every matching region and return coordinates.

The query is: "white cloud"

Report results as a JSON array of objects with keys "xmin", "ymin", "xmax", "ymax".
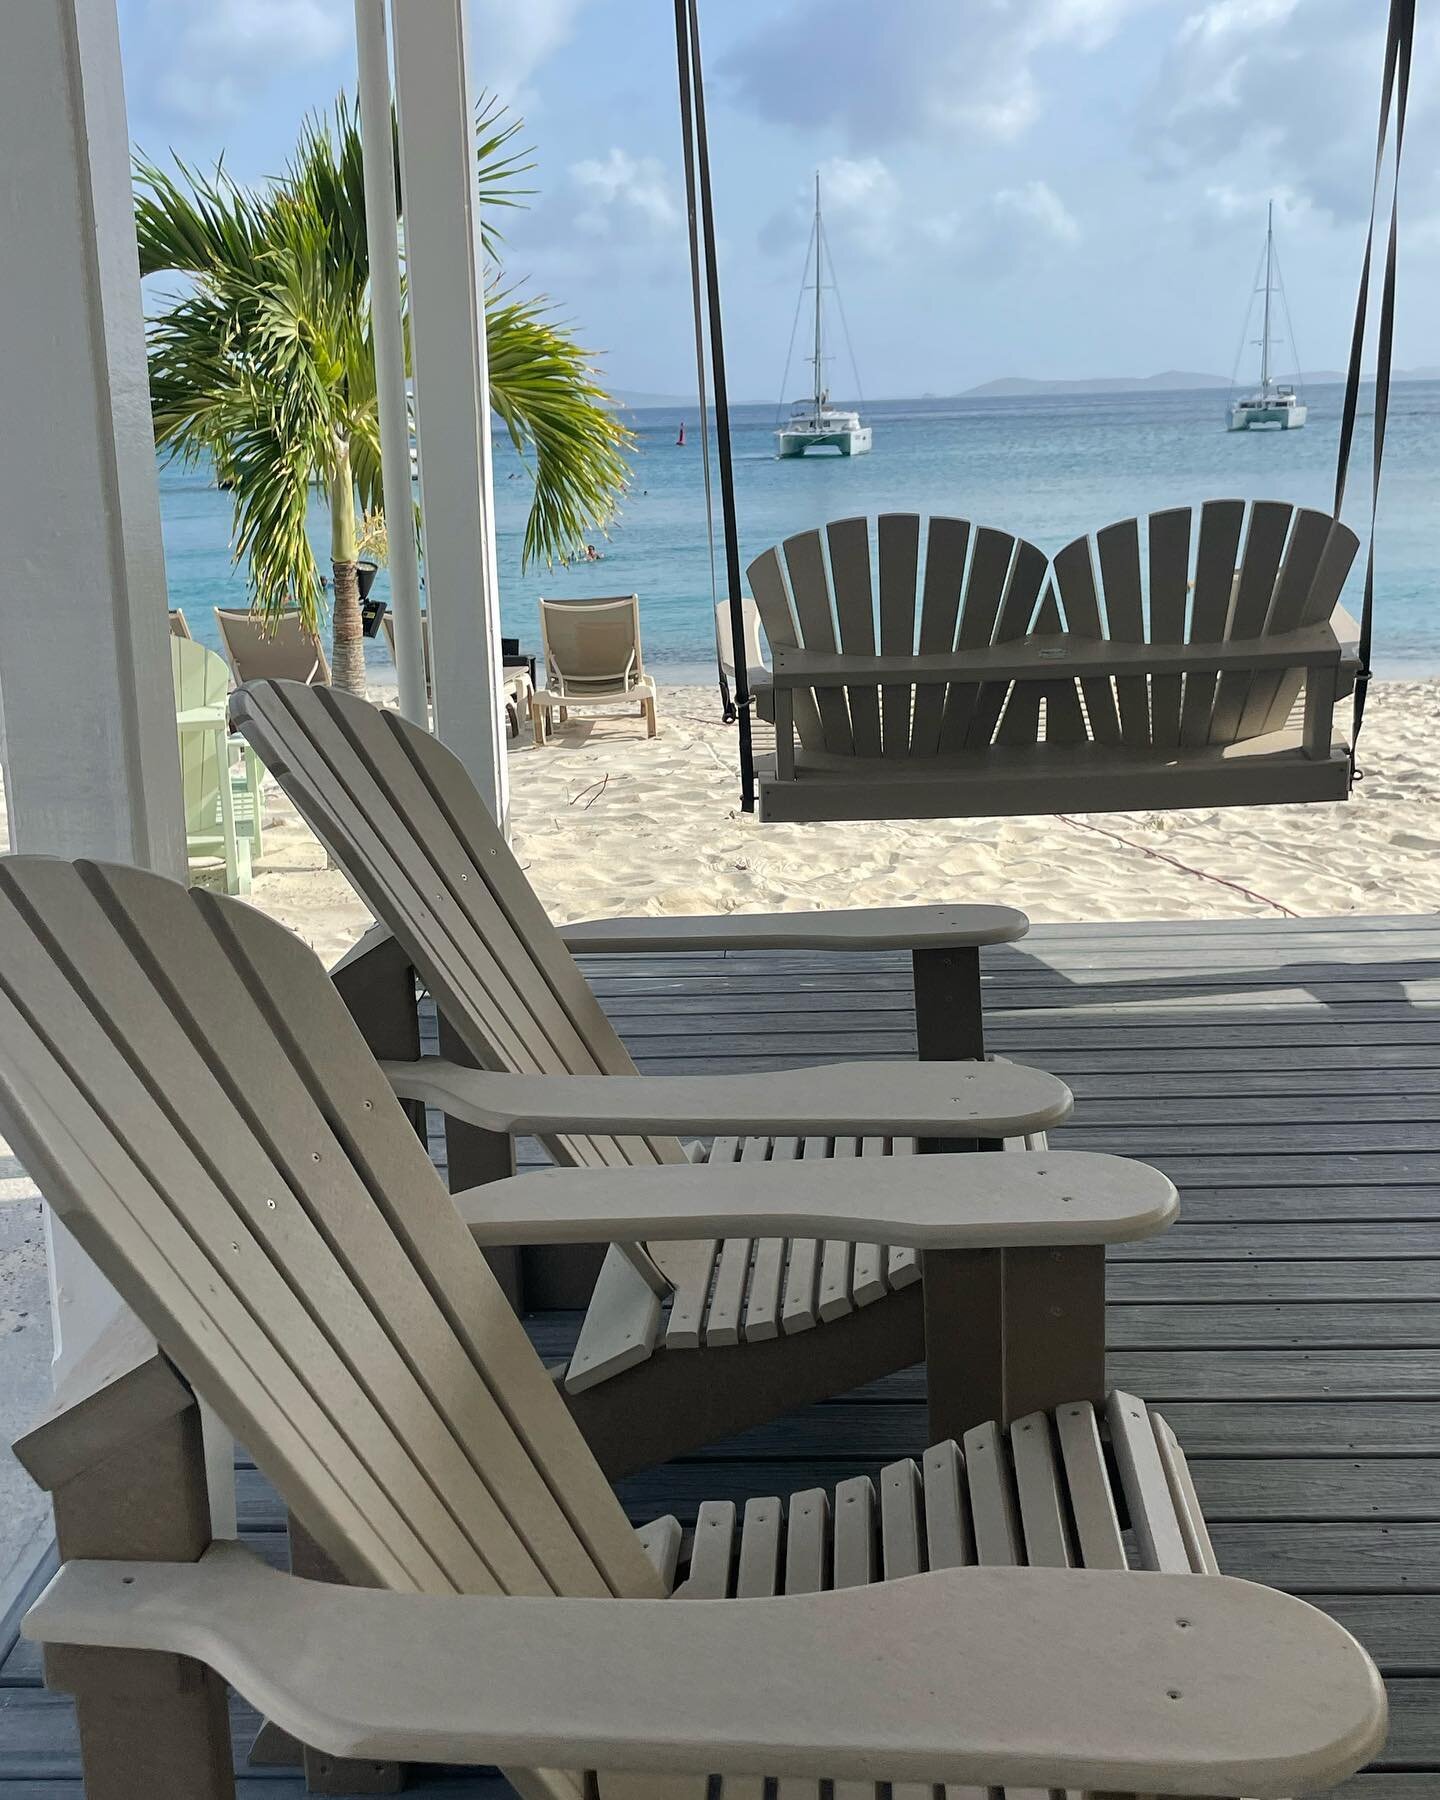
[
  {"xmin": 1142, "ymin": 0, "xmax": 1440, "ymax": 224},
  {"xmin": 128, "ymin": 0, "xmax": 347, "ymax": 124},
  {"xmin": 571, "ymin": 149, "xmax": 680, "ymax": 236},
  {"xmin": 467, "ymin": 0, "xmax": 587, "ymax": 108},
  {"xmin": 994, "ymin": 179, "xmax": 1082, "ymax": 245},
  {"xmin": 725, "ymin": 0, "xmax": 1149, "ymax": 148}
]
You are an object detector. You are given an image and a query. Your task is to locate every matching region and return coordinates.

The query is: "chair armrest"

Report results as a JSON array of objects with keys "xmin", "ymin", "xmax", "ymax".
[
  {"xmin": 451, "ymin": 1150, "xmax": 1176, "ymax": 1250},
  {"xmin": 26, "ymin": 1543, "xmax": 1386, "ymax": 1795},
  {"xmin": 381, "ymin": 1057, "xmax": 1071, "ymax": 1139},
  {"xmin": 773, "ymin": 624, "xmax": 1343, "ymax": 689},
  {"xmin": 558, "ymin": 902, "xmax": 1028, "ymax": 955}
]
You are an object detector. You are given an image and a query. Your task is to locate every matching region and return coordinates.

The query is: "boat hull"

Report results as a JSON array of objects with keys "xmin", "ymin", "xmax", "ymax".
[
  {"xmin": 1229, "ymin": 402, "xmax": 1307, "ymax": 431},
  {"xmin": 776, "ymin": 426, "xmax": 873, "ymax": 458}
]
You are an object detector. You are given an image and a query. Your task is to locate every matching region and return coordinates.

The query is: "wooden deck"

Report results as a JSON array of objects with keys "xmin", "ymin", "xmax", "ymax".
[{"xmin": 3, "ymin": 911, "xmax": 1439, "ymax": 1796}]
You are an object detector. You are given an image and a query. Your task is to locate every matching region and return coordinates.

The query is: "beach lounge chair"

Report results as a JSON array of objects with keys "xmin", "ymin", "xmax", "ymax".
[
  {"xmin": 715, "ymin": 595, "xmax": 770, "ymax": 720},
  {"xmin": 215, "ymin": 604, "xmax": 331, "ymax": 687},
  {"xmin": 532, "ymin": 593, "xmax": 658, "ymax": 742},
  {"xmin": 167, "ymin": 607, "xmax": 192, "ymax": 638},
  {"xmin": 2, "ymin": 857, "xmax": 1386, "ymax": 1800},
  {"xmin": 232, "ymin": 678, "xmax": 1075, "ymax": 1471},
  {"xmin": 380, "ymin": 609, "xmax": 533, "ymax": 736},
  {"xmin": 171, "ymin": 638, "xmax": 261, "ymax": 894},
  {"xmin": 750, "ymin": 502, "xmax": 1362, "ymax": 823}
]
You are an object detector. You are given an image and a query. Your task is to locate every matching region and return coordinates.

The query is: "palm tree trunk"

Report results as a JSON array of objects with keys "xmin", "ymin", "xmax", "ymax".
[{"xmin": 328, "ymin": 441, "xmax": 366, "ymax": 697}]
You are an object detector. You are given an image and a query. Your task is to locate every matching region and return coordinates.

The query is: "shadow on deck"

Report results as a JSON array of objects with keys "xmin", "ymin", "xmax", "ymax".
[{"xmin": 2, "ymin": 912, "xmax": 1437, "ymax": 1795}]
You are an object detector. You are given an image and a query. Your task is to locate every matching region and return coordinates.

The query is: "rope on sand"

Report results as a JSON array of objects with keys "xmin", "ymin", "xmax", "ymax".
[{"xmin": 1055, "ymin": 814, "xmax": 1301, "ymax": 920}]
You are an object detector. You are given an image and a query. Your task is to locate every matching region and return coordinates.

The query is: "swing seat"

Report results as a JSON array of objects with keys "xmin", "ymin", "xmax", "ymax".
[{"xmin": 749, "ymin": 501, "xmax": 1361, "ymax": 826}]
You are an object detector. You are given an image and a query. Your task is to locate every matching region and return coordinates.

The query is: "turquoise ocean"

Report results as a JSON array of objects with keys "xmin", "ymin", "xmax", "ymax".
[{"xmin": 161, "ymin": 382, "xmax": 1439, "ymax": 684}]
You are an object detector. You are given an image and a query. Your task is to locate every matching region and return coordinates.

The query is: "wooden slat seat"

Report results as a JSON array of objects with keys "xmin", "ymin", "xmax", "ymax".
[
  {"xmin": 751, "ymin": 504, "xmax": 1362, "ymax": 824},
  {"xmin": 229, "ymin": 679, "xmax": 1067, "ymax": 1468},
  {"xmin": 629, "ymin": 1390, "xmax": 1216, "ymax": 1798}
]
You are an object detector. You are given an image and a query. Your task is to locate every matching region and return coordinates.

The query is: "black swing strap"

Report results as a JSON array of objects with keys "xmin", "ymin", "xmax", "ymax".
[
  {"xmin": 674, "ymin": 0, "xmax": 756, "ymax": 808},
  {"xmin": 1334, "ymin": 0, "xmax": 1415, "ymax": 776}
]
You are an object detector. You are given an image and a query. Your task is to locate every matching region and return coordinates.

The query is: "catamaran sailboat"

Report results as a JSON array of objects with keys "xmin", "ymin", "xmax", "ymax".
[
  {"xmin": 776, "ymin": 174, "xmax": 872, "ymax": 458},
  {"xmin": 1229, "ymin": 202, "xmax": 1307, "ymax": 431}
]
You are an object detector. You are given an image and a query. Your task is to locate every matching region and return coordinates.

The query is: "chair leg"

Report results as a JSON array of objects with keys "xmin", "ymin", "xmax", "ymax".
[
  {"xmin": 530, "ymin": 699, "xmax": 547, "ymax": 747},
  {"xmin": 644, "ymin": 695, "xmax": 657, "ymax": 738},
  {"xmin": 43, "ymin": 1405, "xmax": 235, "ymax": 1800}
]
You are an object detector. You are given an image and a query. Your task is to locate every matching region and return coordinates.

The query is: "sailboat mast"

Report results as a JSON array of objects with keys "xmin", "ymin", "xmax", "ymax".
[
  {"xmin": 1260, "ymin": 200, "xmax": 1273, "ymax": 395},
  {"xmin": 812, "ymin": 171, "xmax": 824, "ymax": 419}
]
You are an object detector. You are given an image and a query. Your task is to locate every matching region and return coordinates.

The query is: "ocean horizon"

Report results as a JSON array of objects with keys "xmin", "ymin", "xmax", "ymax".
[{"xmin": 161, "ymin": 380, "xmax": 1440, "ymax": 686}]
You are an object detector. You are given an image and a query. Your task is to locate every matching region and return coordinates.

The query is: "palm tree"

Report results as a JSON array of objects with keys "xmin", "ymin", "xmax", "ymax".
[{"xmin": 136, "ymin": 98, "xmax": 631, "ymax": 696}]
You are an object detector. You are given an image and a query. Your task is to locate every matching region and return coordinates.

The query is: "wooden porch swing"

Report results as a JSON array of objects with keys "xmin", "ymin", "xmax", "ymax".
[{"xmin": 683, "ymin": 0, "xmax": 1414, "ymax": 825}]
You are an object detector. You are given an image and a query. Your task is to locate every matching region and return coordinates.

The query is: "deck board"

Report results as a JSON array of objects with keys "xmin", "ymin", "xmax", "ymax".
[{"xmin": 3, "ymin": 913, "xmax": 1438, "ymax": 1796}]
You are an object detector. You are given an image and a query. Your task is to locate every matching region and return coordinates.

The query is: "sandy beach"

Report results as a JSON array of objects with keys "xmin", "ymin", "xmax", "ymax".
[{"xmin": 223, "ymin": 675, "xmax": 1440, "ymax": 968}]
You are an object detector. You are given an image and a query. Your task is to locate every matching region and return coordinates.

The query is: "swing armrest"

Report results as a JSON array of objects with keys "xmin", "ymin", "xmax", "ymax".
[
  {"xmin": 27, "ymin": 1544, "xmax": 1386, "ymax": 1794},
  {"xmin": 558, "ymin": 903, "xmax": 1028, "ymax": 954}
]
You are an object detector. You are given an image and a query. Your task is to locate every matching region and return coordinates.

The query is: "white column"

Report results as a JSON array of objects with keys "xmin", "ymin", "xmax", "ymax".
[
  {"xmin": 391, "ymin": 0, "xmax": 510, "ymax": 826},
  {"xmin": 0, "ymin": 0, "xmax": 189, "ymax": 1385},
  {"xmin": 355, "ymin": 0, "xmax": 428, "ymax": 728}
]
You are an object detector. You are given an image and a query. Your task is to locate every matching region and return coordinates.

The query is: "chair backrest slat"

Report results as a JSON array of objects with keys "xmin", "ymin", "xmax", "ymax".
[
  {"xmin": 1052, "ymin": 536, "xmax": 1123, "ymax": 745},
  {"xmin": 748, "ymin": 547, "xmax": 825, "ymax": 750},
  {"xmin": 783, "ymin": 529, "xmax": 853, "ymax": 754},
  {"xmin": 1179, "ymin": 498, "xmax": 1246, "ymax": 746},
  {"xmin": 1241, "ymin": 511, "xmax": 1360, "ymax": 738},
  {"xmin": 1096, "ymin": 520, "xmax": 1150, "ymax": 748},
  {"xmin": 828, "ymin": 516, "xmax": 882, "ymax": 756},
  {"xmin": 0, "ymin": 857, "xmax": 660, "ymax": 1610},
  {"xmin": 875, "ymin": 513, "xmax": 918, "ymax": 757},
  {"xmin": 937, "ymin": 526, "xmax": 1015, "ymax": 751},
  {"xmin": 1146, "ymin": 506, "xmax": 1192, "ymax": 749},
  {"xmin": 1208, "ymin": 499, "xmax": 1295, "ymax": 743},
  {"xmin": 171, "ymin": 638, "xmax": 230, "ymax": 839},
  {"xmin": 232, "ymin": 683, "xmax": 683, "ymax": 1180},
  {"xmin": 909, "ymin": 516, "xmax": 971, "ymax": 757},
  {"xmin": 969, "ymin": 538, "xmax": 1047, "ymax": 750}
]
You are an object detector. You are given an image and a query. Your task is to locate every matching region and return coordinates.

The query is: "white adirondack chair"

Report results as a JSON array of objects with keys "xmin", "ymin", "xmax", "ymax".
[
  {"xmin": 230, "ymin": 678, "xmax": 1074, "ymax": 1471},
  {"xmin": 171, "ymin": 636, "xmax": 259, "ymax": 894},
  {"xmin": 1, "ymin": 857, "xmax": 1386, "ymax": 1800},
  {"xmin": 749, "ymin": 503, "xmax": 1361, "ymax": 823}
]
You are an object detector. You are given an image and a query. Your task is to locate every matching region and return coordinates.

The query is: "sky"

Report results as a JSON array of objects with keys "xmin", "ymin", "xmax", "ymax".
[{"xmin": 115, "ymin": 0, "xmax": 1437, "ymax": 402}]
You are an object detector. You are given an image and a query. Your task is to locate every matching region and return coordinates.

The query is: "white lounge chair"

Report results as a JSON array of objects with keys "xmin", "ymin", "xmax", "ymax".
[
  {"xmin": 1, "ymin": 856, "xmax": 1387, "ymax": 1800},
  {"xmin": 167, "ymin": 608, "xmax": 192, "ymax": 639},
  {"xmin": 750, "ymin": 503, "xmax": 1361, "ymax": 823},
  {"xmin": 532, "ymin": 593, "xmax": 658, "ymax": 742},
  {"xmin": 214, "ymin": 604, "xmax": 331, "ymax": 687},
  {"xmin": 715, "ymin": 594, "xmax": 771, "ymax": 720}
]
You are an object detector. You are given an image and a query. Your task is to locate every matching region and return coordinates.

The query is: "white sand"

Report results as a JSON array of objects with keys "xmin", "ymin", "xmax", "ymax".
[{"xmin": 230, "ymin": 676, "xmax": 1440, "ymax": 965}]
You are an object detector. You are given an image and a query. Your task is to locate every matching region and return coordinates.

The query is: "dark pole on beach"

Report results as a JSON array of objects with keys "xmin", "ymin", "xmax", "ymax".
[{"xmin": 675, "ymin": 0, "xmax": 756, "ymax": 811}]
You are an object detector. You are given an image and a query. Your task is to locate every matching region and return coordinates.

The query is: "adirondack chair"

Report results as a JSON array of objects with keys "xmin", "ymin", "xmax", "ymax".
[
  {"xmin": 749, "ymin": 502, "xmax": 1362, "ymax": 823},
  {"xmin": 230, "ymin": 678, "xmax": 1073, "ymax": 1471},
  {"xmin": 1, "ymin": 858, "xmax": 1386, "ymax": 1800},
  {"xmin": 171, "ymin": 637, "xmax": 261, "ymax": 895}
]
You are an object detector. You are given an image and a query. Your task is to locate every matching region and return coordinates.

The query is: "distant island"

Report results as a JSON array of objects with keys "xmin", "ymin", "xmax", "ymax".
[
  {"xmin": 959, "ymin": 367, "xmax": 1440, "ymax": 399},
  {"xmin": 607, "ymin": 388, "xmax": 691, "ymax": 412}
]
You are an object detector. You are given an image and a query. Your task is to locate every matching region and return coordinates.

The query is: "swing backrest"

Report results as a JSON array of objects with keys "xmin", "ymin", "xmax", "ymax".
[{"xmin": 747, "ymin": 505, "xmax": 1359, "ymax": 759}]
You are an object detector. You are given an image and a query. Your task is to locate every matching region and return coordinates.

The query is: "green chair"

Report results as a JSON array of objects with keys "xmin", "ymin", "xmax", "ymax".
[{"xmin": 170, "ymin": 636, "xmax": 261, "ymax": 893}]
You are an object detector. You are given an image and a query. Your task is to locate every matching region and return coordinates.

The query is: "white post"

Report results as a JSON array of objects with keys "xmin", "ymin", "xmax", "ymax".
[
  {"xmin": 391, "ymin": 0, "xmax": 510, "ymax": 826},
  {"xmin": 0, "ymin": 0, "xmax": 237, "ymax": 1532},
  {"xmin": 0, "ymin": 0, "xmax": 185, "ymax": 1377},
  {"xmin": 355, "ymin": 0, "xmax": 428, "ymax": 727}
]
